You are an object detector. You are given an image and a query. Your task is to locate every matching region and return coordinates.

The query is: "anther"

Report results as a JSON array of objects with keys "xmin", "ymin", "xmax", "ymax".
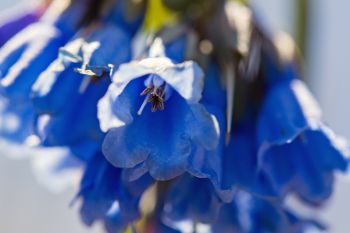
[{"xmin": 138, "ymin": 84, "xmax": 166, "ymax": 115}]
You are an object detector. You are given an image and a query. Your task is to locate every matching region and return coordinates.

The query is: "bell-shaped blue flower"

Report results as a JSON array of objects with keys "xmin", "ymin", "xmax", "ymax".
[
  {"xmin": 217, "ymin": 118, "xmax": 279, "ymax": 202},
  {"xmin": 98, "ymin": 38, "xmax": 220, "ymax": 180},
  {"xmin": 212, "ymin": 191, "xmax": 325, "ymax": 233},
  {"xmin": 76, "ymin": 151, "xmax": 153, "ymax": 231},
  {"xmin": 0, "ymin": 0, "xmax": 91, "ymax": 104},
  {"xmin": 31, "ymin": 24, "xmax": 131, "ymax": 149},
  {"xmin": 163, "ymin": 175, "xmax": 222, "ymax": 225},
  {"xmin": 184, "ymin": 63, "xmax": 276, "ymax": 202},
  {"xmin": 257, "ymin": 78, "xmax": 349, "ymax": 204},
  {"xmin": 0, "ymin": 21, "xmax": 67, "ymax": 103}
]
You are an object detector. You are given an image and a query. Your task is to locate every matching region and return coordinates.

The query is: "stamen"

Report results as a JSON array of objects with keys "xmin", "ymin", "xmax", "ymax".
[
  {"xmin": 138, "ymin": 84, "xmax": 166, "ymax": 115},
  {"xmin": 140, "ymin": 84, "xmax": 154, "ymax": 96}
]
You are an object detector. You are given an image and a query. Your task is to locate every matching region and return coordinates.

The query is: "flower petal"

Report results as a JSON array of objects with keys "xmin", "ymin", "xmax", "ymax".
[
  {"xmin": 257, "ymin": 79, "xmax": 348, "ymax": 203},
  {"xmin": 102, "ymin": 93, "xmax": 196, "ymax": 180}
]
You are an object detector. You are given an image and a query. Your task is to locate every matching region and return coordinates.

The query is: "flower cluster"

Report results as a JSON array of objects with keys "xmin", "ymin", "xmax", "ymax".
[{"xmin": 0, "ymin": 0, "xmax": 348, "ymax": 232}]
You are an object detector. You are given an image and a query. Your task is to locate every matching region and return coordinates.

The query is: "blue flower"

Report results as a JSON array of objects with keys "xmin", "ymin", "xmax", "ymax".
[
  {"xmin": 184, "ymin": 63, "xmax": 225, "ymax": 187},
  {"xmin": 218, "ymin": 118, "xmax": 279, "ymax": 202},
  {"xmin": 0, "ymin": 0, "xmax": 91, "ymax": 104},
  {"xmin": 163, "ymin": 175, "xmax": 222, "ymax": 225},
  {"xmin": 76, "ymin": 151, "xmax": 153, "ymax": 232},
  {"xmin": 257, "ymin": 78, "xmax": 349, "ymax": 204},
  {"xmin": 212, "ymin": 191, "xmax": 325, "ymax": 233},
  {"xmin": 98, "ymin": 39, "xmax": 220, "ymax": 180},
  {"xmin": 184, "ymin": 63, "xmax": 275, "ymax": 202},
  {"xmin": 31, "ymin": 24, "xmax": 131, "ymax": 149},
  {"xmin": 0, "ymin": 21, "xmax": 68, "ymax": 104}
]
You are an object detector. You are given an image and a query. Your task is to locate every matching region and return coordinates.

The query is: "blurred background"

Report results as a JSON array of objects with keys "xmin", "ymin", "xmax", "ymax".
[{"xmin": 0, "ymin": 0, "xmax": 349, "ymax": 232}]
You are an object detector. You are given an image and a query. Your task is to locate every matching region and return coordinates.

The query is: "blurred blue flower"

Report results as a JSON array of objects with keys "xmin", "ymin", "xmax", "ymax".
[
  {"xmin": 218, "ymin": 118, "xmax": 279, "ymax": 202},
  {"xmin": 257, "ymin": 77, "xmax": 349, "ymax": 204},
  {"xmin": 163, "ymin": 175, "xmax": 222, "ymax": 225},
  {"xmin": 212, "ymin": 191, "xmax": 325, "ymax": 233},
  {"xmin": 0, "ymin": 0, "xmax": 88, "ymax": 143},
  {"xmin": 98, "ymin": 38, "xmax": 220, "ymax": 180},
  {"xmin": 0, "ymin": 1, "xmax": 348, "ymax": 233},
  {"xmin": 31, "ymin": 24, "xmax": 131, "ymax": 150},
  {"xmin": 0, "ymin": 0, "xmax": 90, "ymax": 104},
  {"xmin": 76, "ymin": 151, "xmax": 153, "ymax": 232}
]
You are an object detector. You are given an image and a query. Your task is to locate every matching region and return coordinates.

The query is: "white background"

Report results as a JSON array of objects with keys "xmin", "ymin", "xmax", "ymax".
[{"xmin": 0, "ymin": 0, "xmax": 350, "ymax": 232}]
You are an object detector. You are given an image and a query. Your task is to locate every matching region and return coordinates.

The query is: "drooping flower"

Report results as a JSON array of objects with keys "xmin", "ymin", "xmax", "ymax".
[
  {"xmin": 212, "ymin": 191, "xmax": 325, "ymax": 233},
  {"xmin": 257, "ymin": 75, "xmax": 349, "ymax": 204},
  {"xmin": 0, "ymin": 0, "xmax": 91, "ymax": 104},
  {"xmin": 0, "ymin": 1, "xmax": 348, "ymax": 233},
  {"xmin": 75, "ymin": 151, "xmax": 153, "ymax": 233},
  {"xmin": 98, "ymin": 38, "xmax": 220, "ymax": 180},
  {"xmin": 162, "ymin": 174, "xmax": 222, "ymax": 226},
  {"xmin": 31, "ymin": 24, "xmax": 131, "ymax": 151},
  {"xmin": 0, "ymin": 0, "xmax": 91, "ymax": 143}
]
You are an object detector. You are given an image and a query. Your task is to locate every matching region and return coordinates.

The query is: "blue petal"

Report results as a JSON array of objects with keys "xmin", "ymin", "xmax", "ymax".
[
  {"xmin": 164, "ymin": 33, "xmax": 187, "ymax": 63},
  {"xmin": 0, "ymin": 23, "xmax": 40, "ymax": 77},
  {"xmin": 211, "ymin": 201, "xmax": 243, "ymax": 233},
  {"xmin": 78, "ymin": 155, "xmax": 122, "ymax": 225},
  {"xmin": 31, "ymin": 63, "xmax": 82, "ymax": 114},
  {"xmin": 102, "ymin": 86, "xmax": 219, "ymax": 180},
  {"xmin": 104, "ymin": 209, "xmax": 129, "ymax": 233},
  {"xmin": 32, "ymin": 24, "xmax": 131, "ymax": 117},
  {"xmin": 257, "ymin": 79, "xmax": 348, "ymax": 203},
  {"xmin": 36, "ymin": 76, "xmax": 109, "ymax": 146},
  {"xmin": 186, "ymin": 103, "xmax": 224, "ymax": 192},
  {"xmin": 218, "ymin": 121, "xmax": 263, "ymax": 202},
  {"xmin": 107, "ymin": 58, "xmax": 204, "ymax": 109},
  {"xmin": 32, "ymin": 26, "xmax": 130, "ymax": 147},
  {"xmin": 122, "ymin": 162, "xmax": 149, "ymax": 182},
  {"xmin": 102, "ymin": 92, "xmax": 191, "ymax": 180},
  {"xmin": 30, "ymin": 37, "xmax": 85, "ymax": 114},
  {"xmin": 257, "ymin": 79, "xmax": 322, "ymax": 147},
  {"xmin": 69, "ymin": 139, "xmax": 99, "ymax": 162},
  {"xmin": 98, "ymin": 78, "xmax": 143, "ymax": 131},
  {"xmin": 262, "ymin": 54, "xmax": 299, "ymax": 86},
  {"xmin": 212, "ymin": 190, "xmax": 324, "ymax": 233},
  {"xmin": 163, "ymin": 175, "xmax": 222, "ymax": 224},
  {"xmin": 201, "ymin": 63, "xmax": 226, "ymax": 108},
  {"xmin": 77, "ymin": 152, "xmax": 152, "ymax": 231},
  {"xmin": 261, "ymin": 124, "xmax": 348, "ymax": 204},
  {"xmin": 0, "ymin": 24, "xmax": 67, "ymax": 103}
]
